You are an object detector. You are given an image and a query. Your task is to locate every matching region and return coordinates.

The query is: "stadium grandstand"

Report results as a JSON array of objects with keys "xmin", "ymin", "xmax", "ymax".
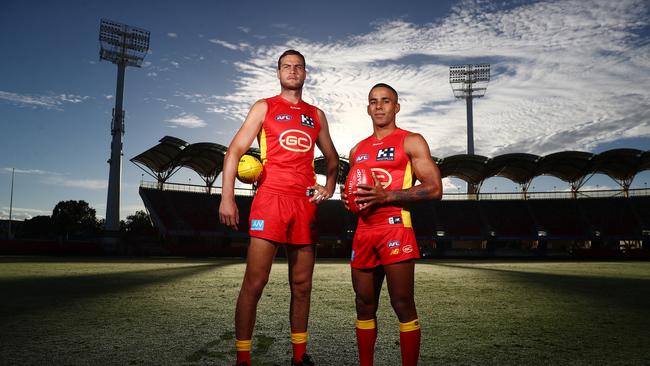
[{"xmin": 132, "ymin": 136, "xmax": 650, "ymax": 258}]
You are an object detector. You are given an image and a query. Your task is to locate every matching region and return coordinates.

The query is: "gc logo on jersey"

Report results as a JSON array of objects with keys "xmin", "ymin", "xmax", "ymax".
[
  {"xmin": 301, "ymin": 114, "xmax": 315, "ymax": 128},
  {"xmin": 280, "ymin": 129, "xmax": 312, "ymax": 152},
  {"xmin": 274, "ymin": 114, "xmax": 292, "ymax": 122},
  {"xmin": 251, "ymin": 220, "xmax": 265, "ymax": 231},
  {"xmin": 370, "ymin": 168, "xmax": 392, "ymax": 188},
  {"xmin": 376, "ymin": 147, "xmax": 395, "ymax": 161}
]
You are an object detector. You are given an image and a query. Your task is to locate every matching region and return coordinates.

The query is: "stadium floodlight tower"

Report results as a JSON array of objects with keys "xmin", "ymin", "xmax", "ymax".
[
  {"xmin": 450, "ymin": 64, "xmax": 490, "ymax": 194},
  {"xmin": 99, "ymin": 19, "xmax": 150, "ymax": 232}
]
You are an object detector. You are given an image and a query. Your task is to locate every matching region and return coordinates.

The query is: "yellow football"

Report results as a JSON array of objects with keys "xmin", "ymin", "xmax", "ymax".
[{"xmin": 237, "ymin": 154, "xmax": 263, "ymax": 184}]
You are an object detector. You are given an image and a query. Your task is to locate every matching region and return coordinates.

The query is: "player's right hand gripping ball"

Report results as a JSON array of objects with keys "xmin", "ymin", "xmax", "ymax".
[
  {"xmin": 345, "ymin": 163, "xmax": 373, "ymax": 215},
  {"xmin": 237, "ymin": 154, "xmax": 263, "ymax": 184}
]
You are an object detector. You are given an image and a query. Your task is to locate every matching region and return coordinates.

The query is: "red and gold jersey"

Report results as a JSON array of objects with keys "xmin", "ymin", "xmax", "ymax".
[
  {"xmin": 257, "ymin": 95, "xmax": 321, "ymax": 196},
  {"xmin": 351, "ymin": 128, "xmax": 414, "ymax": 228}
]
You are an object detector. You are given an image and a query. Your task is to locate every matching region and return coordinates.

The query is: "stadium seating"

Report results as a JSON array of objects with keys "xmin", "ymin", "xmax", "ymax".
[
  {"xmin": 139, "ymin": 187, "xmax": 650, "ymax": 258},
  {"xmin": 527, "ymin": 199, "xmax": 589, "ymax": 239},
  {"xmin": 481, "ymin": 200, "xmax": 537, "ymax": 239},
  {"xmin": 579, "ymin": 198, "xmax": 641, "ymax": 238}
]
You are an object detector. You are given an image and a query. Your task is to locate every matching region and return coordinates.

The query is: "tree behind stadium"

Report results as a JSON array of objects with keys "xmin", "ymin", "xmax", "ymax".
[{"xmin": 52, "ymin": 200, "xmax": 100, "ymax": 240}]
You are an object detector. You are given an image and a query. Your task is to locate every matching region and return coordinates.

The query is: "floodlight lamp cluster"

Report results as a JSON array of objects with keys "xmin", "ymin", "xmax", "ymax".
[
  {"xmin": 99, "ymin": 19, "xmax": 150, "ymax": 67},
  {"xmin": 449, "ymin": 64, "xmax": 490, "ymax": 98}
]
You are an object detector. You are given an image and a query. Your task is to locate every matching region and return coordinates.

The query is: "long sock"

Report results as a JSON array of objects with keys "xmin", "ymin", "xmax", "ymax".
[
  {"xmin": 356, "ymin": 319, "xmax": 377, "ymax": 366},
  {"xmin": 235, "ymin": 339, "xmax": 252, "ymax": 365},
  {"xmin": 399, "ymin": 319, "xmax": 421, "ymax": 366},
  {"xmin": 291, "ymin": 332, "xmax": 308, "ymax": 362}
]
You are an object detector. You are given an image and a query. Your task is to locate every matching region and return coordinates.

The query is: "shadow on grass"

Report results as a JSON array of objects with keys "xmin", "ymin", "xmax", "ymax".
[
  {"xmin": 0, "ymin": 260, "xmax": 234, "ymax": 318},
  {"xmin": 422, "ymin": 262, "xmax": 650, "ymax": 312}
]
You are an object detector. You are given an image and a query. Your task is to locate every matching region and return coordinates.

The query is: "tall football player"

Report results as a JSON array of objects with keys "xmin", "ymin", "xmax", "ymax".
[
  {"xmin": 342, "ymin": 83, "xmax": 442, "ymax": 366},
  {"xmin": 219, "ymin": 50, "xmax": 339, "ymax": 366}
]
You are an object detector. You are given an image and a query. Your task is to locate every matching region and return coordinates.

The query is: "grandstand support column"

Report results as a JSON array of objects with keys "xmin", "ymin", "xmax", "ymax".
[{"xmin": 105, "ymin": 62, "xmax": 126, "ymax": 232}]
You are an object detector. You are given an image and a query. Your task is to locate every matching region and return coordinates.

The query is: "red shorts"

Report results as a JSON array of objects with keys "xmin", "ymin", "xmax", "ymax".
[
  {"xmin": 351, "ymin": 225, "xmax": 420, "ymax": 269},
  {"xmin": 248, "ymin": 189, "xmax": 317, "ymax": 245}
]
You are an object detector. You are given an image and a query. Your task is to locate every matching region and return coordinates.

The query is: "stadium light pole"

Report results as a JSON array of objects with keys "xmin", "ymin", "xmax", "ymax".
[
  {"xmin": 8, "ymin": 168, "xmax": 14, "ymax": 239},
  {"xmin": 450, "ymin": 64, "xmax": 490, "ymax": 194},
  {"xmin": 99, "ymin": 19, "xmax": 150, "ymax": 232}
]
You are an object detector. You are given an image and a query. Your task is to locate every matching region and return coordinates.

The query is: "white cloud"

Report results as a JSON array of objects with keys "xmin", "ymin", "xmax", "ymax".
[
  {"xmin": 0, "ymin": 207, "xmax": 51, "ymax": 220},
  {"xmin": 208, "ymin": 39, "xmax": 251, "ymax": 51},
  {"xmin": 43, "ymin": 177, "xmax": 108, "ymax": 190},
  {"xmin": 200, "ymin": 0, "xmax": 650, "ymax": 158},
  {"xmin": 238, "ymin": 26, "xmax": 251, "ymax": 34},
  {"xmin": 209, "ymin": 38, "xmax": 238, "ymax": 50},
  {"xmin": 104, "ymin": 94, "xmax": 113, "ymax": 100},
  {"xmin": 2, "ymin": 167, "xmax": 63, "ymax": 175},
  {"xmin": 166, "ymin": 113, "xmax": 207, "ymax": 128},
  {"xmin": 442, "ymin": 177, "xmax": 461, "ymax": 192},
  {"xmin": 167, "ymin": 32, "xmax": 178, "ymax": 38},
  {"xmin": 0, "ymin": 91, "xmax": 90, "ymax": 110},
  {"xmin": 170, "ymin": 61, "xmax": 180, "ymax": 68},
  {"xmin": 58, "ymin": 94, "xmax": 88, "ymax": 103}
]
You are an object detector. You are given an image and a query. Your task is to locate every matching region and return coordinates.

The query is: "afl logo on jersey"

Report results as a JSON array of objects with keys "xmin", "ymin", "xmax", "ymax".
[
  {"xmin": 356, "ymin": 154, "xmax": 369, "ymax": 163},
  {"xmin": 274, "ymin": 114, "xmax": 292, "ymax": 121},
  {"xmin": 370, "ymin": 168, "xmax": 392, "ymax": 188},
  {"xmin": 280, "ymin": 129, "xmax": 312, "ymax": 152}
]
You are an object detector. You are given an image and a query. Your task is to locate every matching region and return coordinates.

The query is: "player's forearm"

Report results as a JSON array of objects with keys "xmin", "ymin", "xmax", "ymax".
[
  {"xmin": 323, "ymin": 156, "xmax": 340, "ymax": 193},
  {"xmin": 220, "ymin": 153, "xmax": 239, "ymax": 199},
  {"xmin": 386, "ymin": 183, "xmax": 441, "ymax": 204}
]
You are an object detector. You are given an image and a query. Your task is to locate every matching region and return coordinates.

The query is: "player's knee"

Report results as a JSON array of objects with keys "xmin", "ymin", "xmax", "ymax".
[
  {"xmin": 242, "ymin": 275, "xmax": 269, "ymax": 299},
  {"xmin": 355, "ymin": 294, "xmax": 378, "ymax": 315},
  {"xmin": 290, "ymin": 277, "xmax": 312, "ymax": 299},
  {"xmin": 390, "ymin": 296, "xmax": 416, "ymax": 318}
]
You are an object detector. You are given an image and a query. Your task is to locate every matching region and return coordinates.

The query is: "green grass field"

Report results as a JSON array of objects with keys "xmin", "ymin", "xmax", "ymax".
[{"xmin": 0, "ymin": 258, "xmax": 649, "ymax": 365}]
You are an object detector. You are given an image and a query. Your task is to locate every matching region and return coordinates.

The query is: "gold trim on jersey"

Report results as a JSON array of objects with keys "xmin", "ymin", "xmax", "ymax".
[
  {"xmin": 401, "ymin": 160, "xmax": 413, "ymax": 228},
  {"xmin": 258, "ymin": 128, "xmax": 267, "ymax": 165}
]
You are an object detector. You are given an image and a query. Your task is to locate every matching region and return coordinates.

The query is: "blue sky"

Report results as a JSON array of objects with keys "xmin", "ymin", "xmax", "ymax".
[{"xmin": 1, "ymin": 0, "xmax": 649, "ymax": 221}]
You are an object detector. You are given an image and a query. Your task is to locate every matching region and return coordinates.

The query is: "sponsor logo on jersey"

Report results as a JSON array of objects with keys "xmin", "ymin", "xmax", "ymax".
[
  {"xmin": 372, "ymin": 142, "xmax": 384, "ymax": 146},
  {"xmin": 280, "ymin": 129, "xmax": 312, "ymax": 152},
  {"xmin": 290, "ymin": 106, "xmax": 301, "ymax": 110},
  {"xmin": 370, "ymin": 168, "xmax": 392, "ymax": 188},
  {"xmin": 301, "ymin": 114, "xmax": 315, "ymax": 128},
  {"xmin": 403, "ymin": 245, "xmax": 414, "ymax": 253},
  {"xmin": 388, "ymin": 216, "xmax": 402, "ymax": 225},
  {"xmin": 251, "ymin": 220, "xmax": 265, "ymax": 231},
  {"xmin": 387, "ymin": 240, "xmax": 400, "ymax": 248},
  {"xmin": 274, "ymin": 114, "xmax": 292, "ymax": 121},
  {"xmin": 376, "ymin": 147, "xmax": 395, "ymax": 161},
  {"xmin": 390, "ymin": 248, "xmax": 400, "ymax": 256},
  {"xmin": 356, "ymin": 154, "xmax": 369, "ymax": 163}
]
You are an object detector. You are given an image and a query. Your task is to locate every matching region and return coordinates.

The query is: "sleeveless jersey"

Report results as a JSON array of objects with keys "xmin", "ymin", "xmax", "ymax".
[
  {"xmin": 256, "ymin": 95, "xmax": 321, "ymax": 197},
  {"xmin": 351, "ymin": 128, "xmax": 414, "ymax": 228}
]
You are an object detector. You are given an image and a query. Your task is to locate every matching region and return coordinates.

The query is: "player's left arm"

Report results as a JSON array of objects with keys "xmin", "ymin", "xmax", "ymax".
[
  {"xmin": 394, "ymin": 133, "xmax": 442, "ymax": 203},
  {"xmin": 310, "ymin": 108, "xmax": 339, "ymax": 203},
  {"xmin": 356, "ymin": 133, "xmax": 442, "ymax": 208}
]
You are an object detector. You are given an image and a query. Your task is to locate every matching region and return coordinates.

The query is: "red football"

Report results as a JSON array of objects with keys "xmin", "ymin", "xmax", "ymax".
[{"xmin": 345, "ymin": 163, "xmax": 373, "ymax": 215}]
